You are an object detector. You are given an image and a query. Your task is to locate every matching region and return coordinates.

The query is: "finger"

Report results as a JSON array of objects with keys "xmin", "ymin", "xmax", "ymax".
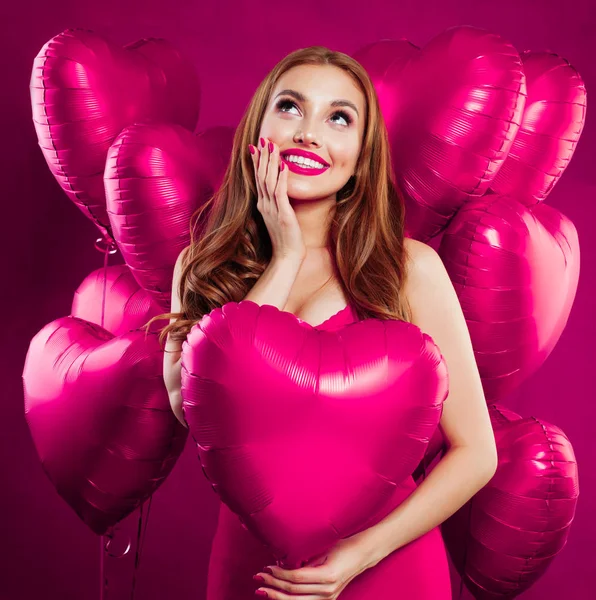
[
  {"xmin": 258, "ymin": 137, "xmax": 271, "ymax": 210},
  {"xmin": 274, "ymin": 157, "xmax": 289, "ymax": 216},
  {"xmin": 249, "ymin": 144, "xmax": 263, "ymax": 202},
  {"xmin": 256, "ymin": 575, "xmax": 334, "ymax": 598},
  {"xmin": 257, "ymin": 588, "xmax": 324, "ymax": 600},
  {"xmin": 265, "ymin": 140, "xmax": 279, "ymax": 210},
  {"xmin": 263, "ymin": 564, "xmax": 336, "ymax": 585}
]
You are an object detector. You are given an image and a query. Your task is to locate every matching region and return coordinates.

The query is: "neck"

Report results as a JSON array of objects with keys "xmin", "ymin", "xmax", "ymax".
[{"xmin": 289, "ymin": 193, "xmax": 336, "ymax": 250}]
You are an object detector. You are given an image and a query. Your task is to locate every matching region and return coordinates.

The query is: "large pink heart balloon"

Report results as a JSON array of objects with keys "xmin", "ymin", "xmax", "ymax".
[
  {"xmin": 354, "ymin": 26, "xmax": 526, "ymax": 241},
  {"xmin": 72, "ymin": 264, "xmax": 164, "ymax": 336},
  {"xmin": 181, "ymin": 300, "xmax": 449, "ymax": 568},
  {"xmin": 30, "ymin": 28, "xmax": 200, "ymax": 243},
  {"xmin": 438, "ymin": 192, "xmax": 580, "ymax": 403},
  {"xmin": 442, "ymin": 405, "xmax": 579, "ymax": 599},
  {"xmin": 104, "ymin": 123, "xmax": 234, "ymax": 310},
  {"xmin": 23, "ymin": 318, "xmax": 187, "ymax": 534},
  {"xmin": 490, "ymin": 51, "xmax": 587, "ymax": 205}
]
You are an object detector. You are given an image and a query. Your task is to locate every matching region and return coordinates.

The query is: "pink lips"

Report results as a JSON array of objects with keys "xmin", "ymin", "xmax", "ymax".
[
  {"xmin": 282, "ymin": 159, "xmax": 329, "ymax": 176},
  {"xmin": 281, "ymin": 149, "xmax": 330, "ymax": 177}
]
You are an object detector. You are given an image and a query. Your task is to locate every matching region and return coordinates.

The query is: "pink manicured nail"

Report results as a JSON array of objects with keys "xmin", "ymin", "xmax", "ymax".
[
  {"xmin": 255, "ymin": 591, "xmax": 268, "ymax": 598},
  {"xmin": 253, "ymin": 574, "xmax": 265, "ymax": 582},
  {"xmin": 260, "ymin": 137, "xmax": 265, "ymax": 148},
  {"xmin": 268, "ymin": 141, "xmax": 274, "ymax": 152},
  {"xmin": 249, "ymin": 144, "xmax": 255, "ymax": 155}
]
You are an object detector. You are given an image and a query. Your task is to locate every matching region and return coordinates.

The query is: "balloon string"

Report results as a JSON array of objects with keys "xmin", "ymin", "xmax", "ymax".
[
  {"xmin": 101, "ymin": 240, "xmax": 109, "ymax": 329},
  {"xmin": 130, "ymin": 498, "xmax": 153, "ymax": 599},
  {"xmin": 95, "ymin": 233, "xmax": 117, "ymax": 600},
  {"xmin": 100, "ymin": 534, "xmax": 108, "ymax": 600},
  {"xmin": 100, "ymin": 243, "xmax": 110, "ymax": 600},
  {"xmin": 93, "ymin": 234, "xmax": 118, "ymax": 329}
]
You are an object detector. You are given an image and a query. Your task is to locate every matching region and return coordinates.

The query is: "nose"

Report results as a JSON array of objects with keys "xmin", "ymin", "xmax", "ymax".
[{"xmin": 294, "ymin": 123, "xmax": 321, "ymax": 147}]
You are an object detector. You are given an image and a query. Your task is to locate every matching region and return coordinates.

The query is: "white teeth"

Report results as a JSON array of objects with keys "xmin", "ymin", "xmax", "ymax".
[{"xmin": 284, "ymin": 155, "xmax": 326, "ymax": 169}]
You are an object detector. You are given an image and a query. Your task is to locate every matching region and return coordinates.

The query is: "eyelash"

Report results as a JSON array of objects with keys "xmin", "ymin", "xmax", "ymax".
[{"xmin": 275, "ymin": 99, "xmax": 353, "ymax": 126}]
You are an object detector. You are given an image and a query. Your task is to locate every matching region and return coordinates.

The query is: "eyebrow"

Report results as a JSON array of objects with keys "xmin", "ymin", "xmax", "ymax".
[{"xmin": 274, "ymin": 89, "xmax": 360, "ymax": 117}]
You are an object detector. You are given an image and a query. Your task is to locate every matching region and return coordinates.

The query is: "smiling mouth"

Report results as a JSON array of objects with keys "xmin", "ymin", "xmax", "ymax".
[
  {"xmin": 281, "ymin": 155, "xmax": 329, "ymax": 170},
  {"xmin": 280, "ymin": 156, "xmax": 330, "ymax": 176}
]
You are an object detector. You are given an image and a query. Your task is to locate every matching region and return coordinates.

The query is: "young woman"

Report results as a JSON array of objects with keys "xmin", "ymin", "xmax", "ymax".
[{"xmin": 151, "ymin": 46, "xmax": 497, "ymax": 600}]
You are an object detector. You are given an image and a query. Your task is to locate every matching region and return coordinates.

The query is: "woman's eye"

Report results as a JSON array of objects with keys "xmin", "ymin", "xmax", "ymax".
[
  {"xmin": 330, "ymin": 111, "xmax": 352, "ymax": 126},
  {"xmin": 277, "ymin": 99, "xmax": 299, "ymax": 114},
  {"xmin": 276, "ymin": 99, "xmax": 352, "ymax": 126}
]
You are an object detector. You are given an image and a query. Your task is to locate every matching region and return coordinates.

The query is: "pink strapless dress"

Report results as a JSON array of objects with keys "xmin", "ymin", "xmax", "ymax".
[{"xmin": 206, "ymin": 304, "xmax": 452, "ymax": 599}]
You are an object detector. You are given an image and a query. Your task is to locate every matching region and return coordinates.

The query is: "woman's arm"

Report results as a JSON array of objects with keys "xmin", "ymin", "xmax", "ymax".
[
  {"xmin": 356, "ymin": 239, "xmax": 498, "ymax": 570},
  {"xmin": 244, "ymin": 255, "xmax": 305, "ymax": 309},
  {"xmin": 163, "ymin": 247, "xmax": 190, "ymax": 427},
  {"xmin": 164, "ymin": 254, "xmax": 305, "ymax": 427}
]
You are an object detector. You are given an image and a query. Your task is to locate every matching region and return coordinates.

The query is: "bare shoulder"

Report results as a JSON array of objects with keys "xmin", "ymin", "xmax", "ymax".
[
  {"xmin": 401, "ymin": 237, "xmax": 462, "ymax": 334},
  {"xmin": 171, "ymin": 245, "xmax": 192, "ymax": 290},
  {"xmin": 403, "ymin": 236, "xmax": 431, "ymax": 254},
  {"xmin": 175, "ymin": 245, "xmax": 191, "ymax": 272},
  {"xmin": 169, "ymin": 245, "xmax": 192, "ymax": 323},
  {"xmin": 402, "ymin": 237, "xmax": 448, "ymax": 292}
]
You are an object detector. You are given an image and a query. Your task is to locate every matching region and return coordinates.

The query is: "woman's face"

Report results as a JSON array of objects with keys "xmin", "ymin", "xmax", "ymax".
[{"xmin": 259, "ymin": 64, "xmax": 366, "ymax": 202}]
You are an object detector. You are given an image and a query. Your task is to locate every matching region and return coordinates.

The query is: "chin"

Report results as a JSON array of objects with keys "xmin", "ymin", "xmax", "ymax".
[{"xmin": 287, "ymin": 185, "xmax": 336, "ymax": 203}]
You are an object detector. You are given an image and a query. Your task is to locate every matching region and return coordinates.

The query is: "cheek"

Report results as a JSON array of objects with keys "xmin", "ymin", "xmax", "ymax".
[
  {"xmin": 259, "ymin": 116, "xmax": 294, "ymax": 141},
  {"xmin": 331, "ymin": 154, "xmax": 358, "ymax": 172},
  {"xmin": 329, "ymin": 139, "xmax": 360, "ymax": 168}
]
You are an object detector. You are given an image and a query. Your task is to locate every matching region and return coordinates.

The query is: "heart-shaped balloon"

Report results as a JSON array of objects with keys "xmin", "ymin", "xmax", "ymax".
[
  {"xmin": 354, "ymin": 26, "xmax": 526, "ymax": 241},
  {"xmin": 351, "ymin": 39, "xmax": 418, "ymax": 126},
  {"xmin": 412, "ymin": 405, "xmax": 523, "ymax": 484},
  {"xmin": 438, "ymin": 192, "xmax": 580, "ymax": 403},
  {"xmin": 30, "ymin": 28, "xmax": 200, "ymax": 242},
  {"xmin": 412, "ymin": 425, "xmax": 447, "ymax": 484},
  {"xmin": 442, "ymin": 405, "xmax": 579, "ymax": 599},
  {"xmin": 181, "ymin": 300, "xmax": 449, "ymax": 568},
  {"xmin": 71, "ymin": 264, "xmax": 165, "ymax": 336},
  {"xmin": 490, "ymin": 51, "xmax": 587, "ymax": 205},
  {"xmin": 104, "ymin": 123, "xmax": 234, "ymax": 310},
  {"xmin": 23, "ymin": 318, "xmax": 188, "ymax": 534}
]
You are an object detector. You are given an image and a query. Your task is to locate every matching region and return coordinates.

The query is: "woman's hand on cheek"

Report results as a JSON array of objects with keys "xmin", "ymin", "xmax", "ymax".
[{"xmin": 249, "ymin": 138, "xmax": 306, "ymax": 263}]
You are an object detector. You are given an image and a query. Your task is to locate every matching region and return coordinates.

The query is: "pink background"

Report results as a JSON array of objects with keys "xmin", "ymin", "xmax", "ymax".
[{"xmin": 2, "ymin": 1, "xmax": 594, "ymax": 598}]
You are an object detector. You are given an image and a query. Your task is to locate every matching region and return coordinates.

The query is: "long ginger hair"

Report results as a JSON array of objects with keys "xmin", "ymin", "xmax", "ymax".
[{"xmin": 144, "ymin": 45, "xmax": 412, "ymax": 350}]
